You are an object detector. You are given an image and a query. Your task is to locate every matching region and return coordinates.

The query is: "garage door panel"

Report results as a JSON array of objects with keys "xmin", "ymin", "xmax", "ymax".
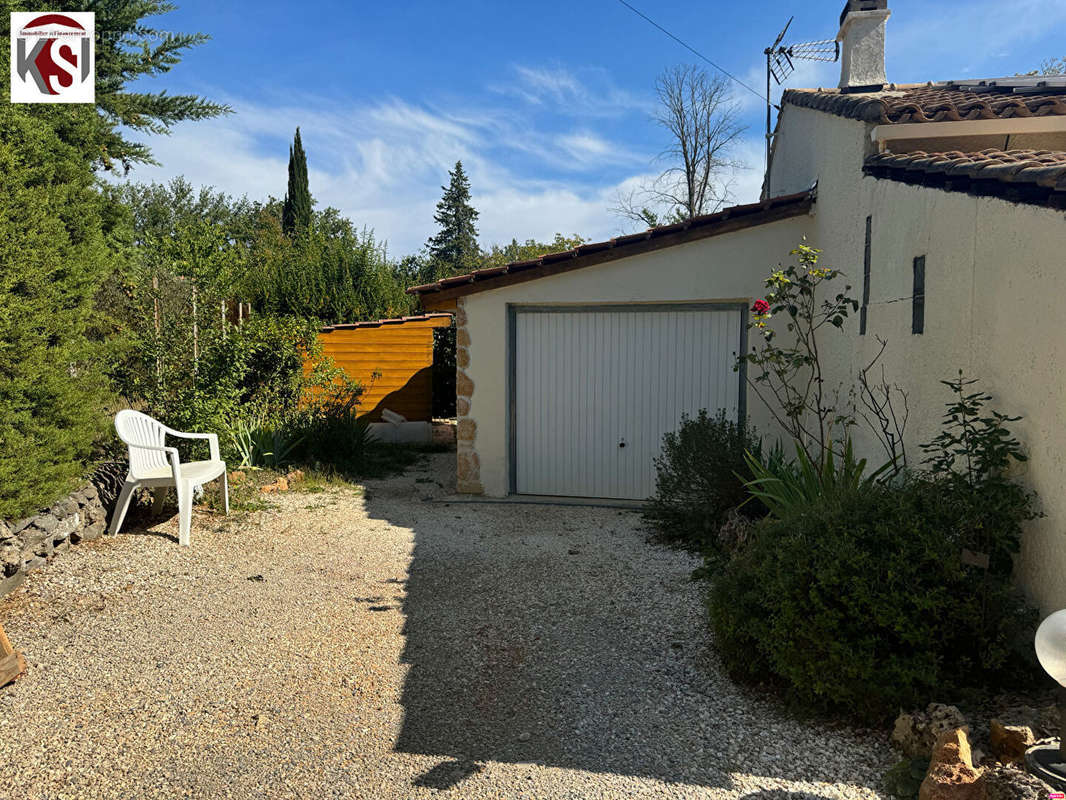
[{"xmin": 513, "ymin": 306, "xmax": 743, "ymax": 500}]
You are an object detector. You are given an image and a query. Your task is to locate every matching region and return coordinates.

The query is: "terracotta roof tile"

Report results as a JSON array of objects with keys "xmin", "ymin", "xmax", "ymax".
[
  {"xmin": 407, "ymin": 189, "xmax": 817, "ymax": 298},
  {"xmin": 863, "ymin": 148, "xmax": 1066, "ymax": 207},
  {"xmin": 784, "ymin": 80, "xmax": 1066, "ymax": 125},
  {"xmin": 319, "ymin": 312, "xmax": 453, "ymax": 333}
]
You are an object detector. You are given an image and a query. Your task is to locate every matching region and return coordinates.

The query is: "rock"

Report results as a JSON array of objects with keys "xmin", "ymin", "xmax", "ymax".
[
  {"xmin": 993, "ymin": 704, "xmax": 1059, "ymax": 740},
  {"xmin": 32, "ymin": 514, "xmax": 58, "ymax": 534},
  {"xmin": 285, "ymin": 470, "xmax": 304, "ymax": 484},
  {"xmin": 11, "ymin": 518, "xmax": 33, "ymax": 535},
  {"xmin": 0, "ymin": 542, "xmax": 20, "ymax": 572},
  {"xmin": 71, "ymin": 522, "xmax": 105, "ymax": 544},
  {"xmin": 261, "ymin": 477, "xmax": 289, "ymax": 494},
  {"xmin": 0, "ymin": 571, "xmax": 25, "ymax": 597},
  {"xmin": 975, "ymin": 765, "xmax": 1050, "ymax": 800},
  {"xmin": 52, "ymin": 513, "xmax": 80, "ymax": 543},
  {"xmin": 919, "ymin": 728, "xmax": 982, "ymax": 800},
  {"xmin": 52, "ymin": 498, "xmax": 78, "ymax": 518},
  {"xmin": 895, "ymin": 704, "xmax": 970, "ymax": 759},
  {"xmin": 517, "ymin": 732, "xmax": 531, "ymax": 742},
  {"xmin": 988, "ymin": 720, "xmax": 1035, "ymax": 764},
  {"xmin": 22, "ymin": 555, "xmax": 46, "ymax": 572}
]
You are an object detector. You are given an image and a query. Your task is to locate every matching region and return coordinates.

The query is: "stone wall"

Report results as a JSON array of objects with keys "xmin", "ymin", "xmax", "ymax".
[
  {"xmin": 0, "ymin": 462, "xmax": 126, "ymax": 597},
  {"xmin": 454, "ymin": 298, "xmax": 483, "ymax": 494}
]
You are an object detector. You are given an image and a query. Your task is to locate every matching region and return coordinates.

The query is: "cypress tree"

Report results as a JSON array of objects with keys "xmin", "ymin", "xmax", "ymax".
[
  {"xmin": 282, "ymin": 128, "xmax": 312, "ymax": 238},
  {"xmin": 425, "ymin": 161, "xmax": 480, "ymax": 282}
]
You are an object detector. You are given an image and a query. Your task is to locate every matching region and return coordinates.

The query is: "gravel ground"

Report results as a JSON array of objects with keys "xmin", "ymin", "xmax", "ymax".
[{"xmin": 0, "ymin": 453, "xmax": 892, "ymax": 799}]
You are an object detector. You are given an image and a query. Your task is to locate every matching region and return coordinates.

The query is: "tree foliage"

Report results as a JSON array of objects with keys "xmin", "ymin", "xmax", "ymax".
[
  {"xmin": 0, "ymin": 1, "xmax": 225, "ymax": 518},
  {"xmin": 424, "ymin": 161, "xmax": 480, "ymax": 282},
  {"xmin": 480, "ymin": 234, "xmax": 587, "ymax": 269},
  {"xmin": 244, "ymin": 205, "xmax": 414, "ymax": 323},
  {"xmin": 1, "ymin": 0, "xmax": 230, "ymax": 171},
  {"xmin": 282, "ymin": 127, "xmax": 312, "ymax": 239}
]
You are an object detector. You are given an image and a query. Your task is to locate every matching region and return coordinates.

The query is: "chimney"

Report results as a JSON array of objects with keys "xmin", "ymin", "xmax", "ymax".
[{"xmin": 836, "ymin": 0, "xmax": 890, "ymax": 92}]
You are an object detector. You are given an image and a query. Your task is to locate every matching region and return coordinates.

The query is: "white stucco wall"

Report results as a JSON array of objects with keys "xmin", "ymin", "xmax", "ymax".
[
  {"xmin": 769, "ymin": 105, "xmax": 1066, "ymax": 613},
  {"xmin": 455, "ymin": 99, "xmax": 1066, "ymax": 612},
  {"xmin": 461, "ymin": 216, "xmax": 811, "ymax": 498}
]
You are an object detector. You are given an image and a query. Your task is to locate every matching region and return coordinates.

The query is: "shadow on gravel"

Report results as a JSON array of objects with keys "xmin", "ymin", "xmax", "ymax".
[
  {"xmin": 114, "ymin": 507, "xmax": 179, "ymax": 545},
  {"xmin": 363, "ymin": 460, "xmax": 883, "ymax": 795}
]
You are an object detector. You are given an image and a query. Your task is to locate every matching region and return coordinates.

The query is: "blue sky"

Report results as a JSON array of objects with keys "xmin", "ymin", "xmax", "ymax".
[{"xmin": 119, "ymin": 0, "xmax": 1066, "ymax": 256}]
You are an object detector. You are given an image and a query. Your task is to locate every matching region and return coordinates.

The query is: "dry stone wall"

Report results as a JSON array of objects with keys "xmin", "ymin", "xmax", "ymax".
[{"xmin": 0, "ymin": 462, "xmax": 125, "ymax": 597}]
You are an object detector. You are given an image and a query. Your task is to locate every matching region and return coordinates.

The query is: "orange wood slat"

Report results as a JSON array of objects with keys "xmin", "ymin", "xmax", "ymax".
[{"xmin": 304, "ymin": 324, "xmax": 439, "ymax": 421}]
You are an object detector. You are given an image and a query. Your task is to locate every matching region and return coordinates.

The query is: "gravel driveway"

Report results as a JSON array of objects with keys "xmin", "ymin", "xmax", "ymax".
[{"xmin": 0, "ymin": 453, "xmax": 891, "ymax": 799}]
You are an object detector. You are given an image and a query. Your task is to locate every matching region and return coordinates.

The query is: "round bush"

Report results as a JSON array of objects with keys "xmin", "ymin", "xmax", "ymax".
[
  {"xmin": 644, "ymin": 410, "xmax": 761, "ymax": 547},
  {"xmin": 707, "ymin": 478, "xmax": 1038, "ymax": 722}
]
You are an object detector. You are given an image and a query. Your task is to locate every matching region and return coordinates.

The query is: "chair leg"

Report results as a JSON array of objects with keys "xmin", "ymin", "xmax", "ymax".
[
  {"xmin": 109, "ymin": 481, "xmax": 137, "ymax": 536},
  {"xmin": 221, "ymin": 470, "xmax": 230, "ymax": 516},
  {"xmin": 152, "ymin": 487, "xmax": 168, "ymax": 517},
  {"xmin": 176, "ymin": 482, "xmax": 193, "ymax": 547}
]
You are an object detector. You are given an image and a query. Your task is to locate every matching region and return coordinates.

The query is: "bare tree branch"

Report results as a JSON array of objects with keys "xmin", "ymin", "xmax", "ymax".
[{"xmin": 612, "ymin": 65, "xmax": 746, "ymax": 229}]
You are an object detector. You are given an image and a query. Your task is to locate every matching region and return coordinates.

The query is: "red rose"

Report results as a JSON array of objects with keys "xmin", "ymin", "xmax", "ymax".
[{"xmin": 752, "ymin": 299, "xmax": 770, "ymax": 314}]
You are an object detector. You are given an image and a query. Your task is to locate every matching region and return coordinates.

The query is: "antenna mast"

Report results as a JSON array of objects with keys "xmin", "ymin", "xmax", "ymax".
[{"xmin": 763, "ymin": 19, "xmax": 839, "ymax": 194}]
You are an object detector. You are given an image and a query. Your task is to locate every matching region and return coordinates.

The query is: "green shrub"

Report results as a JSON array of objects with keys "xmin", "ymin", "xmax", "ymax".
[
  {"xmin": 288, "ymin": 391, "xmax": 372, "ymax": 470},
  {"xmin": 644, "ymin": 410, "xmax": 762, "ymax": 547},
  {"xmin": 0, "ymin": 104, "xmax": 114, "ymax": 519},
  {"xmin": 708, "ymin": 378, "xmax": 1039, "ymax": 722},
  {"xmin": 708, "ymin": 477, "xmax": 1037, "ymax": 721},
  {"xmin": 112, "ymin": 312, "xmax": 336, "ymax": 459}
]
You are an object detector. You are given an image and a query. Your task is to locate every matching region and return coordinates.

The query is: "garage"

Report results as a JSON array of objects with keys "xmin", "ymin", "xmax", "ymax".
[
  {"xmin": 510, "ymin": 304, "xmax": 745, "ymax": 500},
  {"xmin": 406, "ymin": 190, "xmax": 815, "ymax": 498}
]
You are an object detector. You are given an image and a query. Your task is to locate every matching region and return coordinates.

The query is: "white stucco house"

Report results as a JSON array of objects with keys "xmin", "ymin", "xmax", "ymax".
[{"xmin": 410, "ymin": 0, "xmax": 1066, "ymax": 612}]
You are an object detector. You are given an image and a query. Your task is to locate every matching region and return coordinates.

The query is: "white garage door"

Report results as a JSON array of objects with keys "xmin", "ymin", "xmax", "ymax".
[{"xmin": 512, "ymin": 305, "xmax": 744, "ymax": 500}]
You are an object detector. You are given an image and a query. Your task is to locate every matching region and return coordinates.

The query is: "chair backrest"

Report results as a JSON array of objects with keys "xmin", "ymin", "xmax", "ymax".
[{"xmin": 115, "ymin": 410, "xmax": 171, "ymax": 479}]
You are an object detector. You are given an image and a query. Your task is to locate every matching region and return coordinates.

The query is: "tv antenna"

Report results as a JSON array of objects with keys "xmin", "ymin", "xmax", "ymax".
[{"xmin": 763, "ymin": 18, "xmax": 839, "ymax": 190}]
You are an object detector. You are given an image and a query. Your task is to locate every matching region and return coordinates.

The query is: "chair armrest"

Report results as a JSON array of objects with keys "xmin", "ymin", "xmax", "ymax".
[
  {"xmin": 165, "ymin": 430, "xmax": 221, "ymax": 461},
  {"xmin": 128, "ymin": 443, "xmax": 182, "ymax": 478}
]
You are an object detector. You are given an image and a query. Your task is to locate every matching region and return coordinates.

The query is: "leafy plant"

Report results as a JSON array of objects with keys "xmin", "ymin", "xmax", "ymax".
[
  {"xmin": 742, "ymin": 438, "xmax": 892, "ymax": 519},
  {"xmin": 883, "ymin": 757, "xmax": 929, "ymax": 800},
  {"xmin": 288, "ymin": 386, "xmax": 373, "ymax": 471},
  {"xmin": 644, "ymin": 410, "xmax": 762, "ymax": 548},
  {"xmin": 231, "ymin": 416, "xmax": 301, "ymax": 469},
  {"xmin": 921, "ymin": 371, "xmax": 1027, "ymax": 484},
  {"xmin": 919, "ymin": 373, "xmax": 1038, "ymax": 583}
]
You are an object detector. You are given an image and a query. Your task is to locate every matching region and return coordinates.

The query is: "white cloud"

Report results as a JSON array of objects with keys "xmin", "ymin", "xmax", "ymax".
[
  {"xmin": 493, "ymin": 63, "xmax": 655, "ymax": 118},
  {"xmin": 115, "ymin": 92, "xmax": 656, "ymax": 256}
]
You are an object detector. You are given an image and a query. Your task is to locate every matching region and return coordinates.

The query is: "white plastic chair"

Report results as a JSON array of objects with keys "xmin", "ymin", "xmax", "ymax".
[{"xmin": 109, "ymin": 410, "xmax": 229, "ymax": 546}]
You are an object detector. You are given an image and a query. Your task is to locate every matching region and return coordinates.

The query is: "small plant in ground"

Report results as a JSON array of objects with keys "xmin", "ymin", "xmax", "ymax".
[
  {"xmin": 230, "ymin": 415, "xmax": 302, "ymax": 469},
  {"xmin": 644, "ymin": 410, "xmax": 762, "ymax": 548},
  {"xmin": 742, "ymin": 437, "xmax": 892, "ymax": 520}
]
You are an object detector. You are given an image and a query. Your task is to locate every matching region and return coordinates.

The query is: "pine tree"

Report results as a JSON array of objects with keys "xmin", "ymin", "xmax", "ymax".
[
  {"xmin": 424, "ymin": 161, "xmax": 480, "ymax": 282},
  {"xmin": 282, "ymin": 128, "xmax": 312, "ymax": 238}
]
